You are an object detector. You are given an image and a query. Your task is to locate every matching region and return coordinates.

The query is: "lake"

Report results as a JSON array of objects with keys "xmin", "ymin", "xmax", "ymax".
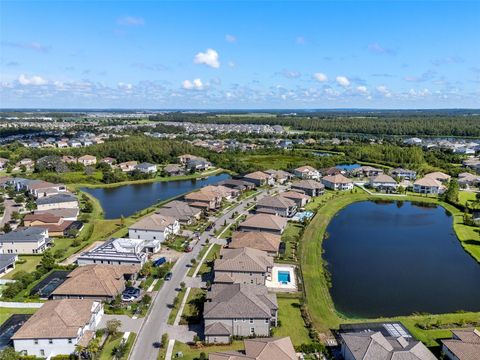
[
  {"xmin": 336, "ymin": 163, "xmax": 360, "ymax": 171},
  {"xmin": 82, "ymin": 173, "xmax": 231, "ymax": 219},
  {"xmin": 323, "ymin": 200, "xmax": 480, "ymax": 318}
]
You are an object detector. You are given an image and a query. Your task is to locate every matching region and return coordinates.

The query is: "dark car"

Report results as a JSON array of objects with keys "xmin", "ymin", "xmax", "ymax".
[
  {"xmin": 164, "ymin": 272, "xmax": 173, "ymax": 281},
  {"xmin": 153, "ymin": 257, "xmax": 167, "ymax": 267},
  {"xmin": 122, "ymin": 287, "xmax": 140, "ymax": 302}
]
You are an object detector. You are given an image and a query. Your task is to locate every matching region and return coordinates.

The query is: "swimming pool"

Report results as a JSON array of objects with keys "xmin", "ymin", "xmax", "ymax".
[{"xmin": 278, "ymin": 271, "xmax": 291, "ymax": 284}]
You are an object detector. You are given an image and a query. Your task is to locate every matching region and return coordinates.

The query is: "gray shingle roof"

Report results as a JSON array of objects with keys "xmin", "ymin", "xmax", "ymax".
[
  {"xmin": 0, "ymin": 227, "xmax": 47, "ymax": 242},
  {"xmin": 36, "ymin": 193, "xmax": 77, "ymax": 205}
]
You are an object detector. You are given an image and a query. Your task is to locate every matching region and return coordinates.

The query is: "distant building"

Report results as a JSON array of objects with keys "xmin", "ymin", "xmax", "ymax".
[
  {"xmin": 136, "ymin": 162, "xmax": 157, "ymax": 174},
  {"xmin": 77, "ymin": 155, "xmax": 97, "ymax": 166},
  {"xmin": 0, "ymin": 227, "xmax": 51, "ymax": 254}
]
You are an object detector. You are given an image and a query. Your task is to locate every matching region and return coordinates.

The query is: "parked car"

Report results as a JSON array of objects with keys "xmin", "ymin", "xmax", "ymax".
[
  {"xmin": 122, "ymin": 287, "xmax": 140, "ymax": 302},
  {"xmin": 164, "ymin": 272, "xmax": 173, "ymax": 281},
  {"xmin": 153, "ymin": 257, "xmax": 167, "ymax": 267},
  {"xmin": 184, "ymin": 245, "xmax": 193, "ymax": 253}
]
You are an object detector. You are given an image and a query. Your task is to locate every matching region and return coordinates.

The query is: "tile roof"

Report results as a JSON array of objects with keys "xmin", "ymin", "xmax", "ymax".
[
  {"xmin": 441, "ymin": 329, "xmax": 480, "ymax": 360},
  {"xmin": 291, "ymin": 179, "xmax": 325, "ymax": 190},
  {"xmin": 257, "ymin": 195, "xmax": 296, "ymax": 209},
  {"xmin": 239, "ymin": 214, "xmax": 287, "ymax": 232},
  {"xmin": 295, "ymin": 165, "xmax": 317, "ymax": 173},
  {"xmin": 244, "ymin": 171, "xmax": 270, "ymax": 180},
  {"xmin": 209, "ymin": 337, "xmax": 297, "ymax": 360},
  {"xmin": 12, "ymin": 299, "xmax": 99, "ymax": 339},
  {"xmin": 322, "ymin": 174, "xmax": 353, "ymax": 184},
  {"xmin": 129, "ymin": 213, "xmax": 177, "ymax": 231},
  {"xmin": 425, "ymin": 172, "xmax": 451, "ymax": 181},
  {"xmin": 230, "ymin": 231, "xmax": 281, "ymax": 253},
  {"xmin": 370, "ymin": 174, "xmax": 397, "ymax": 184},
  {"xmin": 36, "ymin": 193, "xmax": 77, "ymax": 205},
  {"xmin": 215, "ymin": 247, "xmax": 273, "ymax": 273},
  {"xmin": 414, "ymin": 177, "xmax": 441, "ymax": 187}
]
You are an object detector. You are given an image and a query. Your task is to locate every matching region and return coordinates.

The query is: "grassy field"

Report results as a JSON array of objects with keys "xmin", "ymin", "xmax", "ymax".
[
  {"xmin": 300, "ymin": 190, "xmax": 480, "ymax": 347},
  {"xmin": 273, "ymin": 297, "xmax": 312, "ymax": 347},
  {"xmin": 3, "ymin": 255, "xmax": 42, "ymax": 279},
  {"xmin": 459, "ymin": 190, "xmax": 477, "ymax": 206},
  {"xmin": 0, "ymin": 307, "xmax": 37, "ymax": 325},
  {"xmin": 279, "ymin": 223, "xmax": 303, "ymax": 263}
]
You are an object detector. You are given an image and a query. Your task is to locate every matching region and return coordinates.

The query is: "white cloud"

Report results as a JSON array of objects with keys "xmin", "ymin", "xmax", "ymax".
[
  {"xmin": 183, "ymin": 78, "xmax": 203, "ymax": 90},
  {"xmin": 117, "ymin": 16, "xmax": 145, "ymax": 26},
  {"xmin": 336, "ymin": 76, "xmax": 350, "ymax": 87},
  {"xmin": 376, "ymin": 85, "xmax": 392, "ymax": 97},
  {"xmin": 281, "ymin": 69, "xmax": 301, "ymax": 79},
  {"xmin": 18, "ymin": 74, "xmax": 47, "ymax": 86},
  {"xmin": 313, "ymin": 72, "xmax": 328, "ymax": 82},
  {"xmin": 356, "ymin": 85, "xmax": 368, "ymax": 94},
  {"xmin": 225, "ymin": 34, "xmax": 237, "ymax": 43},
  {"xmin": 118, "ymin": 82, "xmax": 133, "ymax": 90},
  {"xmin": 194, "ymin": 48, "xmax": 220, "ymax": 68}
]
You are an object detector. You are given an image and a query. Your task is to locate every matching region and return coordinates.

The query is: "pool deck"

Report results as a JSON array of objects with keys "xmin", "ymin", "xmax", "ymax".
[{"xmin": 266, "ymin": 264, "xmax": 297, "ymax": 292}]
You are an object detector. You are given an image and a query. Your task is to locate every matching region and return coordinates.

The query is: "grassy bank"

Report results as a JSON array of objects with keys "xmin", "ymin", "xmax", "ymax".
[{"xmin": 300, "ymin": 190, "xmax": 480, "ymax": 346}]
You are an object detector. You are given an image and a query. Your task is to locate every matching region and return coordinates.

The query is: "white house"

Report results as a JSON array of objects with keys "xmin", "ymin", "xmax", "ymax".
[
  {"xmin": 369, "ymin": 174, "xmax": 398, "ymax": 190},
  {"xmin": 322, "ymin": 174, "xmax": 354, "ymax": 190},
  {"xmin": 128, "ymin": 213, "xmax": 180, "ymax": 242},
  {"xmin": 12, "ymin": 299, "xmax": 103, "ymax": 358},
  {"xmin": 413, "ymin": 177, "xmax": 442, "ymax": 194},
  {"xmin": 136, "ymin": 162, "xmax": 157, "ymax": 174},
  {"xmin": 36, "ymin": 193, "xmax": 79, "ymax": 211},
  {"xmin": 293, "ymin": 166, "xmax": 320, "ymax": 180}
]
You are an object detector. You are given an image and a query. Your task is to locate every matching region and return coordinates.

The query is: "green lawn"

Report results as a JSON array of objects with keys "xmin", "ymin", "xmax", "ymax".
[
  {"xmin": 273, "ymin": 297, "xmax": 312, "ymax": 347},
  {"xmin": 279, "ymin": 223, "xmax": 303, "ymax": 263},
  {"xmin": 3, "ymin": 255, "xmax": 42, "ymax": 279},
  {"xmin": 180, "ymin": 288, "xmax": 206, "ymax": 325},
  {"xmin": 196, "ymin": 244, "xmax": 221, "ymax": 276},
  {"xmin": 171, "ymin": 340, "xmax": 245, "ymax": 360},
  {"xmin": 459, "ymin": 191, "xmax": 476, "ymax": 206},
  {"xmin": 299, "ymin": 191, "xmax": 480, "ymax": 347},
  {"xmin": 0, "ymin": 307, "xmax": 37, "ymax": 325},
  {"xmin": 99, "ymin": 333, "xmax": 123, "ymax": 360},
  {"xmin": 167, "ymin": 288, "xmax": 187, "ymax": 325}
]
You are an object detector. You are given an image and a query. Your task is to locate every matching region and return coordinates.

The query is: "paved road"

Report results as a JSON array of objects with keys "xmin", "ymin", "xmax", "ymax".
[
  {"xmin": 129, "ymin": 187, "xmax": 275, "ymax": 360},
  {"xmin": 0, "ymin": 198, "xmax": 16, "ymax": 228}
]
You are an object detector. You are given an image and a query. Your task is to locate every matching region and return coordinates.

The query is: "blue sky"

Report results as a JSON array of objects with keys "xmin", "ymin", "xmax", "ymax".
[{"xmin": 1, "ymin": 1, "xmax": 479, "ymax": 109}]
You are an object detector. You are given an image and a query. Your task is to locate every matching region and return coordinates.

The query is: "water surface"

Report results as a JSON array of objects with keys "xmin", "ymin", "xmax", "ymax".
[
  {"xmin": 82, "ymin": 173, "xmax": 230, "ymax": 219},
  {"xmin": 323, "ymin": 200, "xmax": 480, "ymax": 318}
]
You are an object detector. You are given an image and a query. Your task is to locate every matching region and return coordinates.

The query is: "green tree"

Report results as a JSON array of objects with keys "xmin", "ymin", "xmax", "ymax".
[
  {"xmin": 2, "ymin": 223, "xmax": 12, "ymax": 233},
  {"xmin": 106, "ymin": 319, "xmax": 122, "ymax": 337},
  {"xmin": 39, "ymin": 250, "xmax": 56, "ymax": 272},
  {"xmin": 13, "ymin": 195, "xmax": 25, "ymax": 204},
  {"xmin": 444, "ymin": 179, "xmax": 459, "ymax": 204},
  {"xmin": 25, "ymin": 200, "xmax": 37, "ymax": 212},
  {"xmin": 0, "ymin": 346, "xmax": 21, "ymax": 360}
]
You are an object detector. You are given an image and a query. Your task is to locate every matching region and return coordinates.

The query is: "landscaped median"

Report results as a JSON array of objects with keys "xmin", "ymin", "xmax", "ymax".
[{"xmin": 299, "ymin": 190, "xmax": 480, "ymax": 347}]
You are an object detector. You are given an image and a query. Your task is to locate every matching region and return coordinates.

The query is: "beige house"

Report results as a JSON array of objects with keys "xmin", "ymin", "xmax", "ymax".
[
  {"xmin": 322, "ymin": 174, "xmax": 354, "ymax": 190},
  {"xmin": 279, "ymin": 191, "xmax": 311, "ymax": 208},
  {"xmin": 238, "ymin": 214, "xmax": 288, "ymax": 235},
  {"xmin": 0, "ymin": 227, "xmax": 51, "ymax": 254},
  {"xmin": 413, "ymin": 177, "xmax": 442, "ymax": 194},
  {"xmin": 77, "ymin": 155, "xmax": 97, "ymax": 166},
  {"xmin": 425, "ymin": 171, "xmax": 451, "ymax": 183},
  {"xmin": 293, "ymin": 165, "xmax": 320, "ymax": 180},
  {"xmin": 264, "ymin": 170, "xmax": 293, "ymax": 184},
  {"xmin": 291, "ymin": 179, "xmax": 325, "ymax": 196},
  {"xmin": 229, "ymin": 231, "xmax": 281, "ymax": 255},
  {"xmin": 128, "ymin": 213, "xmax": 180, "ymax": 242},
  {"xmin": 23, "ymin": 213, "xmax": 76, "ymax": 237},
  {"xmin": 51, "ymin": 264, "xmax": 139, "ymax": 301},
  {"xmin": 36, "ymin": 193, "xmax": 78, "ymax": 211},
  {"xmin": 243, "ymin": 171, "xmax": 273, "ymax": 187},
  {"xmin": 256, "ymin": 195, "xmax": 297, "ymax": 217},
  {"xmin": 157, "ymin": 200, "xmax": 202, "ymax": 224},
  {"xmin": 442, "ymin": 329, "xmax": 480, "ymax": 360},
  {"xmin": 214, "ymin": 247, "xmax": 274, "ymax": 285},
  {"xmin": 184, "ymin": 190, "xmax": 220, "ymax": 210},
  {"xmin": 209, "ymin": 337, "xmax": 298, "ymax": 360},
  {"xmin": 118, "ymin": 161, "xmax": 138, "ymax": 172}
]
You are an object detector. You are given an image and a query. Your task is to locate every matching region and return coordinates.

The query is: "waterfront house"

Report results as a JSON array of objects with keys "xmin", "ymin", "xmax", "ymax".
[
  {"xmin": 186, "ymin": 158, "xmax": 211, "ymax": 171},
  {"xmin": 77, "ymin": 155, "xmax": 97, "ymax": 166},
  {"xmin": 352, "ymin": 165, "xmax": 383, "ymax": 177},
  {"xmin": 291, "ymin": 179, "xmax": 325, "ymax": 197},
  {"xmin": 369, "ymin": 174, "xmax": 398, "ymax": 190},
  {"xmin": 322, "ymin": 174, "xmax": 354, "ymax": 190},
  {"xmin": 128, "ymin": 213, "xmax": 180, "ymax": 242},
  {"xmin": 12, "ymin": 299, "xmax": 103, "ymax": 359},
  {"xmin": 214, "ymin": 247, "xmax": 274, "ymax": 285},
  {"xmin": 442, "ymin": 328, "xmax": 480, "ymax": 360},
  {"xmin": 425, "ymin": 171, "xmax": 451, "ymax": 183},
  {"xmin": 0, "ymin": 252, "xmax": 17, "ymax": 275},
  {"xmin": 157, "ymin": 201, "xmax": 202, "ymax": 224},
  {"xmin": 0, "ymin": 227, "xmax": 51, "ymax": 254},
  {"xmin": 36, "ymin": 193, "xmax": 79, "ymax": 211},
  {"xmin": 27, "ymin": 181, "xmax": 67, "ymax": 199},
  {"xmin": 256, "ymin": 195, "xmax": 297, "ymax": 217},
  {"xmin": 51, "ymin": 264, "xmax": 139, "ymax": 301},
  {"xmin": 163, "ymin": 164, "xmax": 184, "ymax": 176},
  {"xmin": 136, "ymin": 162, "xmax": 157, "ymax": 174},
  {"xmin": 458, "ymin": 172, "xmax": 480, "ymax": 188},
  {"xmin": 238, "ymin": 214, "xmax": 288, "ymax": 235},
  {"xmin": 413, "ymin": 177, "xmax": 442, "ymax": 194},
  {"xmin": 118, "ymin": 161, "xmax": 138, "ymax": 172},
  {"xmin": 264, "ymin": 169, "xmax": 293, "ymax": 184},
  {"xmin": 340, "ymin": 331, "xmax": 436, "ymax": 360},
  {"xmin": 279, "ymin": 191, "xmax": 311, "ymax": 208},
  {"xmin": 203, "ymin": 283, "xmax": 278, "ymax": 343},
  {"xmin": 219, "ymin": 179, "xmax": 256, "ymax": 191},
  {"xmin": 208, "ymin": 337, "xmax": 298, "ymax": 360},
  {"xmin": 229, "ymin": 231, "xmax": 281, "ymax": 255},
  {"xmin": 34, "ymin": 208, "xmax": 80, "ymax": 221},
  {"xmin": 293, "ymin": 166, "xmax": 320, "ymax": 180},
  {"xmin": 390, "ymin": 167, "xmax": 417, "ymax": 180},
  {"xmin": 23, "ymin": 213, "xmax": 81, "ymax": 237},
  {"xmin": 77, "ymin": 238, "xmax": 160, "ymax": 266},
  {"xmin": 243, "ymin": 171, "xmax": 273, "ymax": 187},
  {"xmin": 61, "ymin": 155, "xmax": 77, "ymax": 164},
  {"xmin": 319, "ymin": 167, "xmax": 342, "ymax": 176},
  {"xmin": 184, "ymin": 190, "xmax": 220, "ymax": 210}
]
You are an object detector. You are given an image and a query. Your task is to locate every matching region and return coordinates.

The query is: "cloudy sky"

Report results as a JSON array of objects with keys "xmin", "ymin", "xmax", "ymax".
[{"xmin": 1, "ymin": 1, "xmax": 479, "ymax": 109}]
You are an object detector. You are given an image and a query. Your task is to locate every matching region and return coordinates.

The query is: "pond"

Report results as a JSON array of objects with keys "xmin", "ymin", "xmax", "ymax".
[
  {"xmin": 82, "ymin": 173, "xmax": 231, "ymax": 219},
  {"xmin": 323, "ymin": 200, "xmax": 480, "ymax": 318},
  {"xmin": 336, "ymin": 163, "xmax": 360, "ymax": 171}
]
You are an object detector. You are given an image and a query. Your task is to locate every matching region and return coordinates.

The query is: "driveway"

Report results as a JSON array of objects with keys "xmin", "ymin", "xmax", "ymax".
[
  {"xmin": 99, "ymin": 314, "xmax": 143, "ymax": 333},
  {"xmin": 0, "ymin": 199, "xmax": 16, "ymax": 228}
]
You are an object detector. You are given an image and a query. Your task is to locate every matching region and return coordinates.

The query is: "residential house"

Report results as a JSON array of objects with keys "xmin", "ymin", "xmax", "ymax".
[
  {"xmin": 0, "ymin": 252, "xmax": 17, "ymax": 275},
  {"xmin": 229, "ymin": 232, "xmax": 281, "ymax": 256},
  {"xmin": 425, "ymin": 171, "xmax": 451, "ymax": 183},
  {"xmin": 118, "ymin": 161, "xmax": 138, "ymax": 172},
  {"xmin": 340, "ymin": 331, "xmax": 436, "ymax": 360},
  {"xmin": 279, "ymin": 191, "xmax": 311, "ymax": 208},
  {"xmin": 319, "ymin": 167, "xmax": 342, "ymax": 177},
  {"xmin": 12, "ymin": 299, "xmax": 103, "ymax": 358},
  {"xmin": 238, "ymin": 214, "xmax": 288, "ymax": 235},
  {"xmin": 369, "ymin": 174, "xmax": 398, "ymax": 190},
  {"xmin": 61, "ymin": 155, "xmax": 77, "ymax": 164},
  {"xmin": 291, "ymin": 179, "xmax": 325, "ymax": 197},
  {"xmin": 264, "ymin": 170, "xmax": 293, "ymax": 184},
  {"xmin": 184, "ymin": 190, "xmax": 220, "ymax": 210},
  {"xmin": 413, "ymin": 177, "xmax": 442, "ymax": 194},
  {"xmin": 77, "ymin": 155, "xmax": 97, "ymax": 166},
  {"xmin": 178, "ymin": 154, "xmax": 200, "ymax": 165},
  {"xmin": 56, "ymin": 140, "xmax": 69, "ymax": 148},
  {"xmin": 442, "ymin": 328, "xmax": 480, "ymax": 360},
  {"xmin": 77, "ymin": 238, "xmax": 160, "ymax": 266},
  {"xmin": 36, "ymin": 193, "xmax": 78, "ymax": 211},
  {"xmin": 202, "ymin": 185, "xmax": 240, "ymax": 201},
  {"xmin": 219, "ymin": 179, "xmax": 256, "ymax": 191},
  {"xmin": 322, "ymin": 174, "xmax": 354, "ymax": 190},
  {"xmin": 243, "ymin": 171, "xmax": 273, "ymax": 187},
  {"xmin": 23, "ymin": 213, "xmax": 82, "ymax": 237},
  {"xmin": 51, "ymin": 264, "xmax": 139, "ymax": 301},
  {"xmin": 0, "ymin": 227, "xmax": 51, "ymax": 254},
  {"xmin": 34, "ymin": 208, "xmax": 79, "ymax": 221},
  {"xmin": 209, "ymin": 337, "xmax": 298, "ymax": 360},
  {"xmin": 186, "ymin": 158, "xmax": 211, "ymax": 171},
  {"xmin": 128, "ymin": 213, "xmax": 180, "ymax": 242},
  {"xmin": 136, "ymin": 162, "xmax": 157, "ymax": 174},
  {"xmin": 27, "ymin": 181, "xmax": 67, "ymax": 198},
  {"xmin": 293, "ymin": 166, "xmax": 320, "ymax": 180},
  {"xmin": 390, "ymin": 168, "xmax": 417, "ymax": 180},
  {"xmin": 16, "ymin": 158, "xmax": 34, "ymax": 170},
  {"xmin": 352, "ymin": 166, "xmax": 383, "ymax": 177},
  {"xmin": 163, "ymin": 164, "xmax": 184, "ymax": 176},
  {"xmin": 256, "ymin": 195, "xmax": 297, "ymax": 218},
  {"xmin": 100, "ymin": 157, "xmax": 116, "ymax": 166},
  {"xmin": 157, "ymin": 201, "xmax": 202, "ymax": 224},
  {"xmin": 214, "ymin": 247, "xmax": 274, "ymax": 285},
  {"xmin": 458, "ymin": 172, "xmax": 480, "ymax": 188},
  {"xmin": 203, "ymin": 283, "xmax": 278, "ymax": 343},
  {"xmin": 68, "ymin": 140, "xmax": 82, "ymax": 148}
]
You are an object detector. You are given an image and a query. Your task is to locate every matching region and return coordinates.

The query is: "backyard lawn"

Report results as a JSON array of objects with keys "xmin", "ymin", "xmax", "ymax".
[
  {"xmin": 459, "ymin": 190, "xmax": 477, "ymax": 206},
  {"xmin": 3, "ymin": 255, "xmax": 42, "ymax": 279},
  {"xmin": 273, "ymin": 297, "xmax": 312, "ymax": 347},
  {"xmin": 0, "ymin": 307, "xmax": 37, "ymax": 325}
]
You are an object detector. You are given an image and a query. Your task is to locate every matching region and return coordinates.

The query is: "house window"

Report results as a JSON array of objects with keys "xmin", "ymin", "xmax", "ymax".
[
  {"xmin": 234, "ymin": 318, "xmax": 238, "ymax": 322},
  {"xmin": 34, "ymin": 339, "xmax": 38, "ymax": 344},
  {"xmin": 265, "ymin": 319, "xmax": 269, "ymax": 324},
  {"xmin": 68, "ymin": 339, "xmax": 72, "ymax": 344},
  {"xmin": 49, "ymin": 339, "xmax": 53, "ymax": 344},
  {"xmin": 249, "ymin": 318, "xmax": 254, "ymax": 324},
  {"xmin": 250, "ymin": 327, "xmax": 255, "ymax": 334},
  {"xmin": 40, "ymin": 350, "xmax": 45, "ymax": 356}
]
